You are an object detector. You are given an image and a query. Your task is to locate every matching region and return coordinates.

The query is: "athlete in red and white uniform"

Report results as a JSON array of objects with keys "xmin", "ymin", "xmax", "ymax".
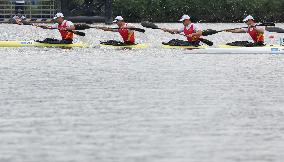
[
  {"xmin": 101, "ymin": 16, "xmax": 136, "ymax": 45},
  {"xmin": 227, "ymin": 15, "xmax": 265, "ymax": 46},
  {"xmin": 162, "ymin": 15, "xmax": 203, "ymax": 46},
  {"xmin": 43, "ymin": 13, "xmax": 75, "ymax": 44}
]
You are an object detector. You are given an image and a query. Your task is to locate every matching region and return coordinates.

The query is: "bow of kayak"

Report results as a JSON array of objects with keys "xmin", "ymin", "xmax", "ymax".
[
  {"xmin": 0, "ymin": 41, "xmax": 88, "ymax": 48},
  {"xmin": 181, "ymin": 44, "xmax": 284, "ymax": 54}
]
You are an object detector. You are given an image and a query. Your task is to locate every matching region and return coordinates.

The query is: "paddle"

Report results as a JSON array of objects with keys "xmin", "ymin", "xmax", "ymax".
[
  {"xmin": 141, "ymin": 21, "xmax": 213, "ymax": 46},
  {"xmin": 141, "ymin": 21, "xmax": 161, "ymax": 30},
  {"xmin": 75, "ymin": 24, "xmax": 145, "ymax": 33},
  {"xmin": 265, "ymin": 27, "xmax": 284, "ymax": 33},
  {"xmin": 32, "ymin": 24, "xmax": 86, "ymax": 36},
  {"xmin": 202, "ymin": 22, "xmax": 276, "ymax": 36}
]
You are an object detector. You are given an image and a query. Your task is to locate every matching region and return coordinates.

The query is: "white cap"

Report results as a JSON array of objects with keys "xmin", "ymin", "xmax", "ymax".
[
  {"xmin": 54, "ymin": 13, "xmax": 64, "ymax": 19},
  {"xmin": 243, "ymin": 15, "xmax": 254, "ymax": 22},
  {"xmin": 179, "ymin": 15, "xmax": 191, "ymax": 21},
  {"xmin": 113, "ymin": 16, "xmax": 124, "ymax": 23}
]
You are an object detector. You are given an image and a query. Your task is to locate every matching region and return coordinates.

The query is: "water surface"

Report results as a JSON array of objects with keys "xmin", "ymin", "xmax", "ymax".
[{"xmin": 0, "ymin": 23, "xmax": 284, "ymax": 162}]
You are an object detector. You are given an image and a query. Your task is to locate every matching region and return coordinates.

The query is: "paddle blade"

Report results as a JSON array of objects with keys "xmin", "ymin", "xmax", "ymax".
[
  {"xmin": 75, "ymin": 24, "xmax": 91, "ymax": 30},
  {"xmin": 200, "ymin": 38, "xmax": 213, "ymax": 46},
  {"xmin": 266, "ymin": 27, "xmax": 284, "ymax": 33},
  {"xmin": 141, "ymin": 21, "xmax": 160, "ymax": 29},
  {"xmin": 202, "ymin": 29, "xmax": 220, "ymax": 36},
  {"xmin": 72, "ymin": 31, "xmax": 86, "ymax": 36}
]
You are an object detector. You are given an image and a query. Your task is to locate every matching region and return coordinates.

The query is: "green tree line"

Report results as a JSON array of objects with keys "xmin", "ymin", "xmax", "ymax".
[{"xmin": 70, "ymin": 0, "xmax": 284, "ymax": 22}]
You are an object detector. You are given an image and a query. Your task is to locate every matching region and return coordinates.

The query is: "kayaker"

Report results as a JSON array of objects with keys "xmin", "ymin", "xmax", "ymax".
[
  {"xmin": 11, "ymin": 9, "xmax": 27, "ymax": 25},
  {"xmin": 100, "ymin": 16, "xmax": 136, "ymax": 45},
  {"xmin": 161, "ymin": 15, "xmax": 203, "ymax": 46},
  {"xmin": 226, "ymin": 15, "xmax": 265, "ymax": 46},
  {"xmin": 38, "ymin": 13, "xmax": 75, "ymax": 44}
]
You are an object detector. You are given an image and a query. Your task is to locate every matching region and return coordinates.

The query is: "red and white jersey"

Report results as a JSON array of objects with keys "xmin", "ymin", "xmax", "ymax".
[
  {"xmin": 114, "ymin": 23, "xmax": 135, "ymax": 43},
  {"xmin": 52, "ymin": 20, "xmax": 74, "ymax": 40},
  {"xmin": 243, "ymin": 26, "xmax": 264, "ymax": 42},
  {"xmin": 178, "ymin": 23, "xmax": 202, "ymax": 42},
  {"xmin": 178, "ymin": 23, "xmax": 202, "ymax": 33}
]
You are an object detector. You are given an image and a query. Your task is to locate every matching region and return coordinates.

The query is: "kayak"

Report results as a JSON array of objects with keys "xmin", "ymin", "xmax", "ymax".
[
  {"xmin": 216, "ymin": 44, "xmax": 284, "ymax": 53},
  {"xmin": 162, "ymin": 44, "xmax": 208, "ymax": 49},
  {"xmin": 0, "ymin": 41, "xmax": 88, "ymax": 48},
  {"xmin": 219, "ymin": 44, "xmax": 283, "ymax": 48},
  {"xmin": 182, "ymin": 44, "xmax": 284, "ymax": 54},
  {"xmin": 99, "ymin": 43, "xmax": 148, "ymax": 49}
]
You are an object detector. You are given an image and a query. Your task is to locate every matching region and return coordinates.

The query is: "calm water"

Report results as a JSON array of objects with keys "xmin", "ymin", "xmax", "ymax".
[{"xmin": 0, "ymin": 23, "xmax": 284, "ymax": 162}]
